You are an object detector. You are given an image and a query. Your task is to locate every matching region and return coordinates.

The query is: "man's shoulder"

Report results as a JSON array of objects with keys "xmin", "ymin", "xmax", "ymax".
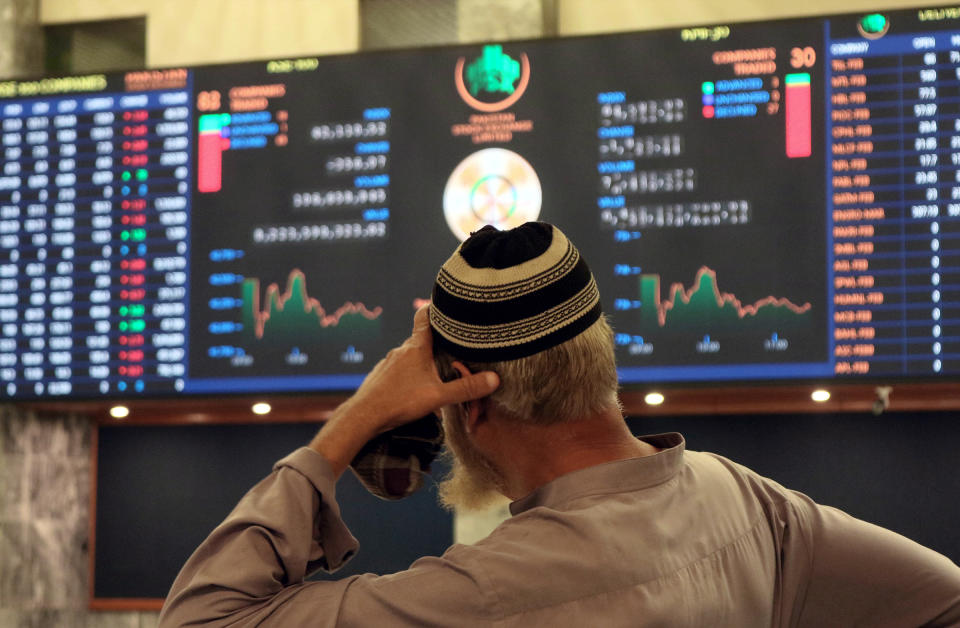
[{"xmin": 685, "ymin": 448, "xmax": 797, "ymax": 507}]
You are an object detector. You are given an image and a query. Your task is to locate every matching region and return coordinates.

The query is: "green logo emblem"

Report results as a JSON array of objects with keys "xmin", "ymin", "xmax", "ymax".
[
  {"xmin": 859, "ymin": 13, "xmax": 887, "ymax": 35},
  {"xmin": 465, "ymin": 45, "xmax": 521, "ymax": 97},
  {"xmin": 856, "ymin": 13, "xmax": 889, "ymax": 39}
]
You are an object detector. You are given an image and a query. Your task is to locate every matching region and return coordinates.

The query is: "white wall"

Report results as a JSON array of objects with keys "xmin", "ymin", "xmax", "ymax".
[
  {"xmin": 558, "ymin": 0, "xmax": 943, "ymax": 34},
  {"xmin": 40, "ymin": 0, "xmax": 360, "ymax": 65}
]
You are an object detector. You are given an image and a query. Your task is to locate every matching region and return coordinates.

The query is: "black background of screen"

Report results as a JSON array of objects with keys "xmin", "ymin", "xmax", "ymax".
[
  {"xmin": 10, "ymin": 6, "xmax": 960, "ymax": 399},
  {"xmin": 186, "ymin": 23, "xmax": 830, "ymax": 385}
]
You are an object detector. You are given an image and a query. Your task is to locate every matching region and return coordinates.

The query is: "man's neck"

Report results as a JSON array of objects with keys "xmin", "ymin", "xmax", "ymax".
[{"xmin": 484, "ymin": 406, "xmax": 659, "ymax": 501}]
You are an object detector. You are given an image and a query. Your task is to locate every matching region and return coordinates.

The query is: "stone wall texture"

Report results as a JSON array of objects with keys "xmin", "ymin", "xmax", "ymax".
[
  {"xmin": 0, "ymin": 0, "xmax": 43, "ymax": 79},
  {"xmin": 0, "ymin": 407, "xmax": 159, "ymax": 627}
]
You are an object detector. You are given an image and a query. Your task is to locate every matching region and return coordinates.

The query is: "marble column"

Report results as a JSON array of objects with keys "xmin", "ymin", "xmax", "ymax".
[
  {"xmin": 0, "ymin": 407, "xmax": 89, "ymax": 627},
  {"xmin": 457, "ymin": 0, "xmax": 549, "ymax": 43},
  {"xmin": 0, "ymin": 0, "xmax": 43, "ymax": 79},
  {"xmin": 0, "ymin": 407, "xmax": 160, "ymax": 626}
]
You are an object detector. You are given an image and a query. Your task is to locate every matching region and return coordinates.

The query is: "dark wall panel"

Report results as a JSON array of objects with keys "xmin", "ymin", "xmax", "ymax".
[
  {"xmin": 94, "ymin": 422, "xmax": 453, "ymax": 599},
  {"xmin": 94, "ymin": 410, "xmax": 959, "ymax": 600},
  {"xmin": 628, "ymin": 410, "xmax": 960, "ymax": 562}
]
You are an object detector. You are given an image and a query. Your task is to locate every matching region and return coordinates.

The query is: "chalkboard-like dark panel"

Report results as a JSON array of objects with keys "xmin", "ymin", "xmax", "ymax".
[
  {"xmin": 94, "ymin": 410, "xmax": 960, "ymax": 603},
  {"xmin": 93, "ymin": 422, "xmax": 453, "ymax": 600}
]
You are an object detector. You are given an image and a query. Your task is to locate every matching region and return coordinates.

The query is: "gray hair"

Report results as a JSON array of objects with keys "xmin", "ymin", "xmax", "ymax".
[{"xmin": 433, "ymin": 315, "xmax": 620, "ymax": 424}]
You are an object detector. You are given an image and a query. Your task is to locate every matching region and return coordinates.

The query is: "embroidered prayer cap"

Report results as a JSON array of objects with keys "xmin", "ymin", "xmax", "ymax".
[{"xmin": 429, "ymin": 222, "xmax": 602, "ymax": 362}]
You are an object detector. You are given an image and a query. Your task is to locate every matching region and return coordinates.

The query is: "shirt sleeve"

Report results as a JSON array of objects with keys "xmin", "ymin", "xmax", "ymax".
[
  {"xmin": 782, "ymin": 490, "xmax": 960, "ymax": 628},
  {"xmin": 157, "ymin": 447, "xmax": 499, "ymax": 628}
]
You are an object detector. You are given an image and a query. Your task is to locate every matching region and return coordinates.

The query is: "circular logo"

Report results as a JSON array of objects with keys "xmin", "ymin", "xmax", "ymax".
[
  {"xmin": 455, "ymin": 45, "xmax": 531, "ymax": 112},
  {"xmin": 443, "ymin": 148, "xmax": 542, "ymax": 241},
  {"xmin": 857, "ymin": 13, "xmax": 889, "ymax": 39}
]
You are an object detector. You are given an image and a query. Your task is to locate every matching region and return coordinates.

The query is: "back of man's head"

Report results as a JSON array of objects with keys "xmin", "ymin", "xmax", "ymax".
[{"xmin": 430, "ymin": 222, "xmax": 619, "ymax": 424}]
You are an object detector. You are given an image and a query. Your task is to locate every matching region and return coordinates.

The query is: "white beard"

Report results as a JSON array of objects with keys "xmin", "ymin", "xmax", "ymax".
[{"xmin": 437, "ymin": 407, "xmax": 509, "ymax": 512}]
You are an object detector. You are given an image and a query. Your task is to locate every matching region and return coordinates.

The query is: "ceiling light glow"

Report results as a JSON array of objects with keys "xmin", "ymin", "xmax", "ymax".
[
  {"xmin": 109, "ymin": 405, "xmax": 130, "ymax": 419},
  {"xmin": 644, "ymin": 392, "xmax": 665, "ymax": 405},
  {"xmin": 252, "ymin": 402, "xmax": 272, "ymax": 415},
  {"xmin": 811, "ymin": 389, "xmax": 831, "ymax": 402}
]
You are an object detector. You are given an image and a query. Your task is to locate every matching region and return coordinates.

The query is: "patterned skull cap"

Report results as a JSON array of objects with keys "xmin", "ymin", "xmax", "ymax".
[{"xmin": 429, "ymin": 222, "xmax": 602, "ymax": 362}]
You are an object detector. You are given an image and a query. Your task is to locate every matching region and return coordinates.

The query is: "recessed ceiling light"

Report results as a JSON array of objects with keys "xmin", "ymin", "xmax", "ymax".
[
  {"xmin": 811, "ymin": 389, "xmax": 831, "ymax": 402},
  {"xmin": 644, "ymin": 392, "xmax": 665, "ymax": 405},
  {"xmin": 251, "ymin": 402, "xmax": 272, "ymax": 415},
  {"xmin": 109, "ymin": 405, "xmax": 130, "ymax": 419}
]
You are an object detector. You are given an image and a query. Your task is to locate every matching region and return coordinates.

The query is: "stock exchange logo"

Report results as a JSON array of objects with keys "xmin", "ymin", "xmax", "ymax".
[
  {"xmin": 857, "ymin": 13, "xmax": 889, "ymax": 40},
  {"xmin": 455, "ymin": 45, "xmax": 530, "ymax": 112}
]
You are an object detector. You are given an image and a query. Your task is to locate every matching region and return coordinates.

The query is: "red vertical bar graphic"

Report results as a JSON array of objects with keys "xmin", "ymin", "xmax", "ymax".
[
  {"xmin": 197, "ymin": 132, "xmax": 223, "ymax": 193},
  {"xmin": 198, "ymin": 113, "xmax": 227, "ymax": 193},
  {"xmin": 785, "ymin": 73, "xmax": 811, "ymax": 158}
]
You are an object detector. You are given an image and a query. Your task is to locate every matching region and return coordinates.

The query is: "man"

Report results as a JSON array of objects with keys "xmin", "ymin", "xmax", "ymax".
[{"xmin": 159, "ymin": 222, "xmax": 960, "ymax": 627}]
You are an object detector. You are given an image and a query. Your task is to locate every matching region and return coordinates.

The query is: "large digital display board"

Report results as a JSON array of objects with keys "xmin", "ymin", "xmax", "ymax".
[{"xmin": 0, "ymin": 6, "xmax": 958, "ymax": 399}]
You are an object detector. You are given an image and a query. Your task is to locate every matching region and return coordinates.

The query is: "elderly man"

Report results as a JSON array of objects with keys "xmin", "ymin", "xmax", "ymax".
[{"xmin": 159, "ymin": 222, "xmax": 960, "ymax": 627}]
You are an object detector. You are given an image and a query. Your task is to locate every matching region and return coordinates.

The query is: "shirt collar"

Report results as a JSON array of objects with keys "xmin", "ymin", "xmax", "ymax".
[{"xmin": 509, "ymin": 432, "xmax": 686, "ymax": 516}]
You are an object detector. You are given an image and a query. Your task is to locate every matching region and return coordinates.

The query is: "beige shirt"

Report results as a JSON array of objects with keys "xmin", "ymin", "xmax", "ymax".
[{"xmin": 159, "ymin": 433, "xmax": 960, "ymax": 627}]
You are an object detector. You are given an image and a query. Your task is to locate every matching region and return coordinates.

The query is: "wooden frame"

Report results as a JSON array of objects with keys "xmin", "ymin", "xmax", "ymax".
[{"xmin": 20, "ymin": 380, "xmax": 960, "ymax": 426}]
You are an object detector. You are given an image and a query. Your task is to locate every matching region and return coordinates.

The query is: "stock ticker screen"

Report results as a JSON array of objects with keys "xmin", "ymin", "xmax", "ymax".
[{"xmin": 0, "ymin": 6, "xmax": 958, "ymax": 399}]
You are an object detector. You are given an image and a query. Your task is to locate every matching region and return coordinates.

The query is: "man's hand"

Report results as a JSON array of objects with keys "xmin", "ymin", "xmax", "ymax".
[{"xmin": 309, "ymin": 306, "xmax": 499, "ymax": 476}]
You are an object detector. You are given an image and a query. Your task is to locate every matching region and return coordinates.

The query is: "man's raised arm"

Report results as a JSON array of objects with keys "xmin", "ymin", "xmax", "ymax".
[{"xmin": 158, "ymin": 307, "xmax": 499, "ymax": 627}]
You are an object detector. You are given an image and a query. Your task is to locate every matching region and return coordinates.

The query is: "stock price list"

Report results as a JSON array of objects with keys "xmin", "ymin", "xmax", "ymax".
[
  {"xmin": 0, "ymin": 88, "xmax": 191, "ymax": 397},
  {"xmin": 829, "ymin": 32, "xmax": 960, "ymax": 377}
]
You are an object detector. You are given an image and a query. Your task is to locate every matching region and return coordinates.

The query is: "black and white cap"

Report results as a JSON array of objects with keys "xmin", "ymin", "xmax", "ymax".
[{"xmin": 429, "ymin": 222, "xmax": 602, "ymax": 362}]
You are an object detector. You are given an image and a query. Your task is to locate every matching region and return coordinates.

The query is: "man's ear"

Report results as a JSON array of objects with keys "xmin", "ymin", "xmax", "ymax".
[{"xmin": 452, "ymin": 361, "xmax": 487, "ymax": 435}]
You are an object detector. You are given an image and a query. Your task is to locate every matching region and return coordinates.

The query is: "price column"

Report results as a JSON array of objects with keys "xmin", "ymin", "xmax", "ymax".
[
  {"xmin": 108, "ymin": 91, "xmax": 192, "ymax": 394},
  {"xmin": 903, "ymin": 47, "xmax": 960, "ymax": 374}
]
